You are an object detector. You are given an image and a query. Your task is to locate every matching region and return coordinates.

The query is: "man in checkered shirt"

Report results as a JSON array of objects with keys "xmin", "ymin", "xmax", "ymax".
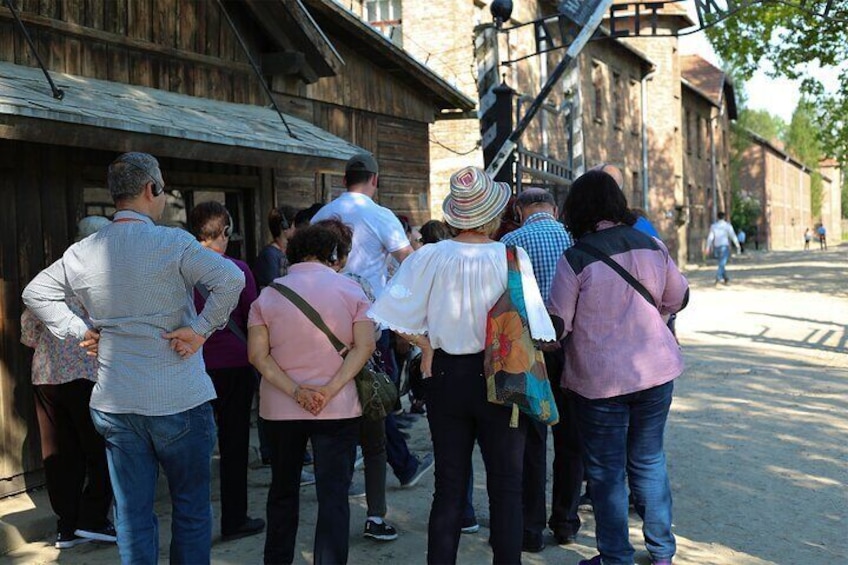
[{"xmin": 500, "ymin": 188, "xmax": 581, "ymax": 552}]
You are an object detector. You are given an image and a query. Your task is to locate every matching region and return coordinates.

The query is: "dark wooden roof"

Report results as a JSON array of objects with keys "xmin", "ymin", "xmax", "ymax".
[
  {"xmin": 0, "ymin": 60, "xmax": 362, "ymax": 163},
  {"xmin": 680, "ymin": 54, "xmax": 738, "ymax": 120}
]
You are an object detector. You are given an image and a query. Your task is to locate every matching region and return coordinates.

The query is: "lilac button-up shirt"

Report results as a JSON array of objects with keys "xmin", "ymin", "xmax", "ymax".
[{"xmin": 548, "ymin": 222, "xmax": 688, "ymax": 399}]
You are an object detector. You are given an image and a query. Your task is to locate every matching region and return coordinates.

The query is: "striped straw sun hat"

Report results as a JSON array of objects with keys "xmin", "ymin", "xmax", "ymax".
[{"xmin": 442, "ymin": 166, "xmax": 511, "ymax": 229}]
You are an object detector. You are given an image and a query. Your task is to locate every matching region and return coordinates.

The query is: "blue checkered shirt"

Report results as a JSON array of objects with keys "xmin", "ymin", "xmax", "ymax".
[{"xmin": 500, "ymin": 212, "xmax": 574, "ymax": 302}]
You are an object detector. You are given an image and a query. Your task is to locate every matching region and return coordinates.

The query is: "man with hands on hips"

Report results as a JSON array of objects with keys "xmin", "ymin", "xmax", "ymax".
[{"xmin": 23, "ymin": 152, "xmax": 244, "ymax": 565}]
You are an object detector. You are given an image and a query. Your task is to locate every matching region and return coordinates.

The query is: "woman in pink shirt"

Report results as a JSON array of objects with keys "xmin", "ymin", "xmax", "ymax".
[
  {"xmin": 248, "ymin": 220, "xmax": 375, "ymax": 565},
  {"xmin": 548, "ymin": 170, "xmax": 689, "ymax": 565}
]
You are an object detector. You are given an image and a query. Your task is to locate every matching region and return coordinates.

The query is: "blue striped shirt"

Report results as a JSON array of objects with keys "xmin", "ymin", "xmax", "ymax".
[
  {"xmin": 22, "ymin": 210, "xmax": 244, "ymax": 416},
  {"xmin": 500, "ymin": 212, "xmax": 574, "ymax": 302}
]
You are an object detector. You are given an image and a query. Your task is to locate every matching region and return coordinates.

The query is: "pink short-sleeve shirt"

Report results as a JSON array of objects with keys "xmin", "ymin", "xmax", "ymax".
[{"xmin": 248, "ymin": 262, "xmax": 370, "ymax": 421}]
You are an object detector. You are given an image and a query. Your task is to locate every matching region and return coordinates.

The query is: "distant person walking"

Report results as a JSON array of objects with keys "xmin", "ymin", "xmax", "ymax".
[
  {"xmin": 817, "ymin": 224, "xmax": 827, "ymax": 250},
  {"xmin": 804, "ymin": 228, "xmax": 812, "ymax": 250},
  {"xmin": 737, "ymin": 228, "xmax": 746, "ymax": 253},
  {"xmin": 706, "ymin": 212, "xmax": 741, "ymax": 285}
]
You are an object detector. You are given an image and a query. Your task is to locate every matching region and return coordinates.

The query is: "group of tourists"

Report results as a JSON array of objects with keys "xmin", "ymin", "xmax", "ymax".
[{"xmin": 21, "ymin": 149, "xmax": 689, "ymax": 565}]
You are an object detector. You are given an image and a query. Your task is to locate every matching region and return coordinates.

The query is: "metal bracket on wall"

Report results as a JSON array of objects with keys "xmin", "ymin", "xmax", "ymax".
[{"xmin": 3, "ymin": 0, "xmax": 64, "ymax": 100}]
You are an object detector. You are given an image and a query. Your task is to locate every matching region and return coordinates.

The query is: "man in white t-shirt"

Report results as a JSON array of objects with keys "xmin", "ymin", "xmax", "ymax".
[
  {"xmin": 311, "ymin": 152, "xmax": 431, "ymax": 543},
  {"xmin": 311, "ymin": 153, "xmax": 412, "ymax": 297},
  {"xmin": 706, "ymin": 211, "xmax": 741, "ymax": 285}
]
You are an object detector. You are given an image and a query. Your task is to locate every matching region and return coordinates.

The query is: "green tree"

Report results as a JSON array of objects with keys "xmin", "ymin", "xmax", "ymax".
[
  {"xmin": 705, "ymin": 2, "xmax": 848, "ymax": 162},
  {"xmin": 784, "ymin": 98, "xmax": 824, "ymax": 217},
  {"xmin": 738, "ymin": 108, "xmax": 786, "ymax": 142}
]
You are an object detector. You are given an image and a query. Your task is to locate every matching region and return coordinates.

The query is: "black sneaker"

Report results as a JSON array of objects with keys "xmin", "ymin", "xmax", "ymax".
[
  {"xmin": 74, "ymin": 522, "xmax": 117, "ymax": 543},
  {"xmin": 400, "ymin": 453, "xmax": 434, "ymax": 488},
  {"xmin": 460, "ymin": 518, "xmax": 480, "ymax": 534},
  {"xmin": 56, "ymin": 531, "xmax": 93, "ymax": 549},
  {"xmin": 363, "ymin": 519, "xmax": 398, "ymax": 541},
  {"xmin": 222, "ymin": 517, "xmax": 265, "ymax": 541}
]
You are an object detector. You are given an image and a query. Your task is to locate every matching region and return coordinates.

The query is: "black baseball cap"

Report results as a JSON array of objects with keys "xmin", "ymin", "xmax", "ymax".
[{"xmin": 345, "ymin": 152, "xmax": 379, "ymax": 175}]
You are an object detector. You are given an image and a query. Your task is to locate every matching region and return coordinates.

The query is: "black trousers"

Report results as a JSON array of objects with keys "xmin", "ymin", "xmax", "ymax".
[
  {"xmin": 209, "ymin": 366, "xmax": 257, "ymax": 534},
  {"xmin": 546, "ymin": 349, "xmax": 584, "ymax": 537},
  {"xmin": 33, "ymin": 379, "xmax": 112, "ymax": 535},
  {"xmin": 426, "ymin": 350, "xmax": 527, "ymax": 565},
  {"xmin": 264, "ymin": 417, "xmax": 359, "ymax": 565},
  {"xmin": 522, "ymin": 418, "xmax": 547, "ymax": 545}
]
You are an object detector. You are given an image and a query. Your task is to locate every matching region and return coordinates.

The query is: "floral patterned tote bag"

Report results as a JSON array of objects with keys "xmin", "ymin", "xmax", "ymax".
[{"xmin": 483, "ymin": 246, "xmax": 559, "ymax": 427}]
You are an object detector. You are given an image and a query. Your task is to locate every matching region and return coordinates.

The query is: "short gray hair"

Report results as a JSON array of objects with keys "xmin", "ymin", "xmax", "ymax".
[{"xmin": 107, "ymin": 152, "xmax": 164, "ymax": 203}]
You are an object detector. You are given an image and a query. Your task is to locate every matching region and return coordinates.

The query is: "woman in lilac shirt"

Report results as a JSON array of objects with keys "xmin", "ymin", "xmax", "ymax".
[{"xmin": 548, "ymin": 171, "xmax": 689, "ymax": 565}]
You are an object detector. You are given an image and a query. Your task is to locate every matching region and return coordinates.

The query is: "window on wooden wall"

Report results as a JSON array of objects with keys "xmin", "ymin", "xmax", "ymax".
[
  {"xmin": 366, "ymin": 0, "xmax": 403, "ymax": 47},
  {"xmin": 685, "ymin": 110, "xmax": 692, "ymax": 154},
  {"xmin": 612, "ymin": 71, "xmax": 623, "ymax": 129},
  {"xmin": 592, "ymin": 61, "xmax": 604, "ymax": 123},
  {"xmin": 629, "ymin": 77, "xmax": 640, "ymax": 135}
]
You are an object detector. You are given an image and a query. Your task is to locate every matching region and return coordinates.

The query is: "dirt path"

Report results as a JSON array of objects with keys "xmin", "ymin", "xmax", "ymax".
[{"xmin": 7, "ymin": 246, "xmax": 848, "ymax": 564}]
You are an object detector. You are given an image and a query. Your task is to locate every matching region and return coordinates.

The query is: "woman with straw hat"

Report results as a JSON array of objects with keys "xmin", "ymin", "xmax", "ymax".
[{"xmin": 369, "ymin": 166, "xmax": 554, "ymax": 564}]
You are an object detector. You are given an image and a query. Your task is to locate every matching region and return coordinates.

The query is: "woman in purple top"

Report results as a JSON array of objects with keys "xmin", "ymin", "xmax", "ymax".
[
  {"xmin": 548, "ymin": 171, "xmax": 689, "ymax": 565},
  {"xmin": 190, "ymin": 201, "xmax": 264, "ymax": 542}
]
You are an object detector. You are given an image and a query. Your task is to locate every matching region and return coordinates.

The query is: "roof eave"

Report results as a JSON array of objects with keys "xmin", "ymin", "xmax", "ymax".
[{"xmin": 302, "ymin": 0, "xmax": 476, "ymax": 112}]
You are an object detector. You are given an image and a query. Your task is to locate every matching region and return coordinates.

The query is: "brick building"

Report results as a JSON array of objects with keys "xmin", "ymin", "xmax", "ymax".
[
  {"xmin": 739, "ymin": 131, "xmax": 841, "ymax": 250},
  {"xmin": 346, "ymin": 0, "xmax": 741, "ymax": 265},
  {"xmin": 680, "ymin": 55, "xmax": 737, "ymax": 261}
]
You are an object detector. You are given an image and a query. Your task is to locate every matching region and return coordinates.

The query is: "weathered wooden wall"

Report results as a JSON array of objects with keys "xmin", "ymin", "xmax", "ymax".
[
  {"xmin": 0, "ymin": 0, "xmax": 267, "ymax": 104},
  {"xmin": 0, "ymin": 139, "xmax": 270, "ymax": 495}
]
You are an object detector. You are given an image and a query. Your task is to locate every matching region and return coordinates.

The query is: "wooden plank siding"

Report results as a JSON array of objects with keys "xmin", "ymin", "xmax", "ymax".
[
  {"xmin": 0, "ymin": 0, "xmax": 266, "ymax": 104},
  {"xmin": 0, "ymin": 140, "xmax": 277, "ymax": 495}
]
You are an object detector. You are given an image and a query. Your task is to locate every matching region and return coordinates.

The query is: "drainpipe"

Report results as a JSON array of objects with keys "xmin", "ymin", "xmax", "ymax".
[
  {"xmin": 640, "ymin": 69, "xmax": 655, "ymax": 211},
  {"xmin": 710, "ymin": 86, "xmax": 726, "ymax": 223}
]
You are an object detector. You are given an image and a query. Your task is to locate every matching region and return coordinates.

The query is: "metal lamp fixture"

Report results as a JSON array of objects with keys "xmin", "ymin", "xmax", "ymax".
[{"xmin": 491, "ymin": 0, "xmax": 513, "ymax": 28}]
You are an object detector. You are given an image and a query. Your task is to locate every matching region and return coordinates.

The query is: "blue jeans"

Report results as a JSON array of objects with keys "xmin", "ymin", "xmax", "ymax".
[
  {"xmin": 90, "ymin": 403, "xmax": 217, "ymax": 565},
  {"xmin": 715, "ymin": 244, "xmax": 730, "ymax": 281},
  {"xmin": 574, "ymin": 381, "xmax": 676, "ymax": 565}
]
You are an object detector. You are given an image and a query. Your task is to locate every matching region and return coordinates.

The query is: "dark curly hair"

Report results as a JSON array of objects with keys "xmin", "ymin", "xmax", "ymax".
[
  {"xmin": 419, "ymin": 220, "xmax": 451, "ymax": 244},
  {"xmin": 563, "ymin": 170, "xmax": 636, "ymax": 238},
  {"xmin": 287, "ymin": 221, "xmax": 351, "ymax": 265},
  {"xmin": 313, "ymin": 218, "xmax": 353, "ymax": 260}
]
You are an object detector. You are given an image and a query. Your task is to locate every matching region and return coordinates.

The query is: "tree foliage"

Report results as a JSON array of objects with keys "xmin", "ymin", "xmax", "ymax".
[
  {"xmin": 784, "ymin": 99, "xmax": 824, "ymax": 217},
  {"xmin": 738, "ymin": 109, "xmax": 786, "ymax": 143},
  {"xmin": 705, "ymin": 1, "xmax": 848, "ymax": 162}
]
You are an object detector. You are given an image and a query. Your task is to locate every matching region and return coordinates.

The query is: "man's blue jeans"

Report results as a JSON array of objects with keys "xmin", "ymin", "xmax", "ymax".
[
  {"xmin": 716, "ymin": 244, "xmax": 730, "ymax": 282},
  {"xmin": 574, "ymin": 381, "xmax": 676, "ymax": 565},
  {"xmin": 90, "ymin": 403, "xmax": 217, "ymax": 565}
]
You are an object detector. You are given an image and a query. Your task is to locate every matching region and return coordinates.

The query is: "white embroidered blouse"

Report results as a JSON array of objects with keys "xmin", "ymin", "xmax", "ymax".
[{"xmin": 368, "ymin": 240, "xmax": 555, "ymax": 355}]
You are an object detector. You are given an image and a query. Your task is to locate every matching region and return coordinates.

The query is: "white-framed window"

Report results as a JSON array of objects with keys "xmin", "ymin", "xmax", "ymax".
[{"xmin": 365, "ymin": 0, "xmax": 403, "ymax": 46}]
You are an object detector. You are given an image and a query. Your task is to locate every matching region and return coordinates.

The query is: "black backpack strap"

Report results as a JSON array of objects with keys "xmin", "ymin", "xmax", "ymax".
[
  {"xmin": 270, "ymin": 282, "xmax": 348, "ymax": 355},
  {"xmin": 575, "ymin": 241, "xmax": 658, "ymax": 309}
]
